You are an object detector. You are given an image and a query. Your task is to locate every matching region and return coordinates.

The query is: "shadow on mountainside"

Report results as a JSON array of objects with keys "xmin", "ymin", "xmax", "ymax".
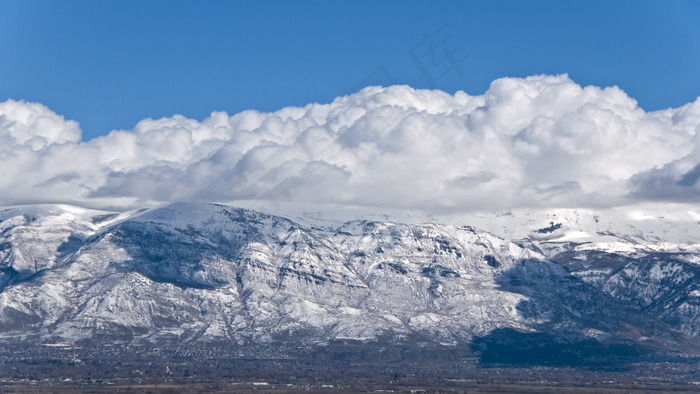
[
  {"xmin": 469, "ymin": 258, "xmax": 664, "ymax": 367},
  {"xmin": 107, "ymin": 219, "xmax": 245, "ymax": 290}
]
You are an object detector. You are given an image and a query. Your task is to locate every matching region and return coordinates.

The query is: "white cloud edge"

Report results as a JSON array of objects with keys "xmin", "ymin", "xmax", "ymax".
[{"xmin": 1, "ymin": 74, "xmax": 699, "ymax": 214}]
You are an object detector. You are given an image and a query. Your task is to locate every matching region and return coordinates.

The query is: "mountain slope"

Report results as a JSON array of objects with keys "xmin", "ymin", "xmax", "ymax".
[{"xmin": 0, "ymin": 202, "xmax": 699, "ymax": 363}]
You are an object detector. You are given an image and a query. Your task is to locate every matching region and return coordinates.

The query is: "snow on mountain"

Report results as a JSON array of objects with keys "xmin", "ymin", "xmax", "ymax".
[{"xmin": 0, "ymin": 202, "xmax": 699, "ymax": 361}]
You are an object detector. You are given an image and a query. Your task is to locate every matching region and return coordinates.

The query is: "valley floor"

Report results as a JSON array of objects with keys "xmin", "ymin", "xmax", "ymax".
[
  {"xmin": 3, "ymin": 380, "xmax": 700, "ymax": 393},
  {"xmin": 1, "ymin": 346, "xmax": 700, "ymax": 393}
]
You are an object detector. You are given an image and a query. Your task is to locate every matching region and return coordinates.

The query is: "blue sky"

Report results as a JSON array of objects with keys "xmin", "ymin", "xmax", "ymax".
[{"xmin": 2, "ymin": 0, "xmax": 698, "ymax": 141}]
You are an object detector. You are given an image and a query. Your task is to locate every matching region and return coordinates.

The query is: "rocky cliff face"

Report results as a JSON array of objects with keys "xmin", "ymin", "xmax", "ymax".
[{"xmin": 1, "ymin": 202, "xmax": 700, "ymax": 363}]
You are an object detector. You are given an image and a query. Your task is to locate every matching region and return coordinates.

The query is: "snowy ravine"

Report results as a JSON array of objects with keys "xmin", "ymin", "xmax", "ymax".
[{"xmin": 1, "ymin": 202, "xmax": 700, "ymax": 360}]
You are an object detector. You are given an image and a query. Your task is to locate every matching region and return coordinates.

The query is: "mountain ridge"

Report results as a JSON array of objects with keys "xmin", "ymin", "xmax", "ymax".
[{"xmin": 2, "ymin": 202, "xmax": 700, "ymax": 364}]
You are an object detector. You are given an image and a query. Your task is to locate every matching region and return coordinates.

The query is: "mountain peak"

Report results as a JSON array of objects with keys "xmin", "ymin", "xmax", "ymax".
[{"xmin": 1, "ymin": 202, "xmax": 700, "ymax": 364}]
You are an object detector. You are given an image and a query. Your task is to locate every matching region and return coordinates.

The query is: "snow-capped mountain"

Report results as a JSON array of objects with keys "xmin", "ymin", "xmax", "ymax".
[{"xmin": 1, "ymin": 202, "xmax": 700, "ymax": 362}]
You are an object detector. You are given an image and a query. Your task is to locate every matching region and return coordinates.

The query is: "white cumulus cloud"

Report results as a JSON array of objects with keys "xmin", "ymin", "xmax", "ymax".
[{"xmin": 1, "ymin": 74, "xmax": 699, "ymax": 212}]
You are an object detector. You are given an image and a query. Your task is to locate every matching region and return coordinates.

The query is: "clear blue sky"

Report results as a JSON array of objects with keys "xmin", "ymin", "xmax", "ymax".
[{"xmin": 1, "ymin": 0, "xmax": 699, "ymax": 141}]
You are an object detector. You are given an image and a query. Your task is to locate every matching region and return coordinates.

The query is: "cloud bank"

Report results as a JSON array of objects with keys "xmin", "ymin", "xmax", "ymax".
[{"xmin": 2, "ymin": 74, "xmax": 699, "ymax": 212}]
